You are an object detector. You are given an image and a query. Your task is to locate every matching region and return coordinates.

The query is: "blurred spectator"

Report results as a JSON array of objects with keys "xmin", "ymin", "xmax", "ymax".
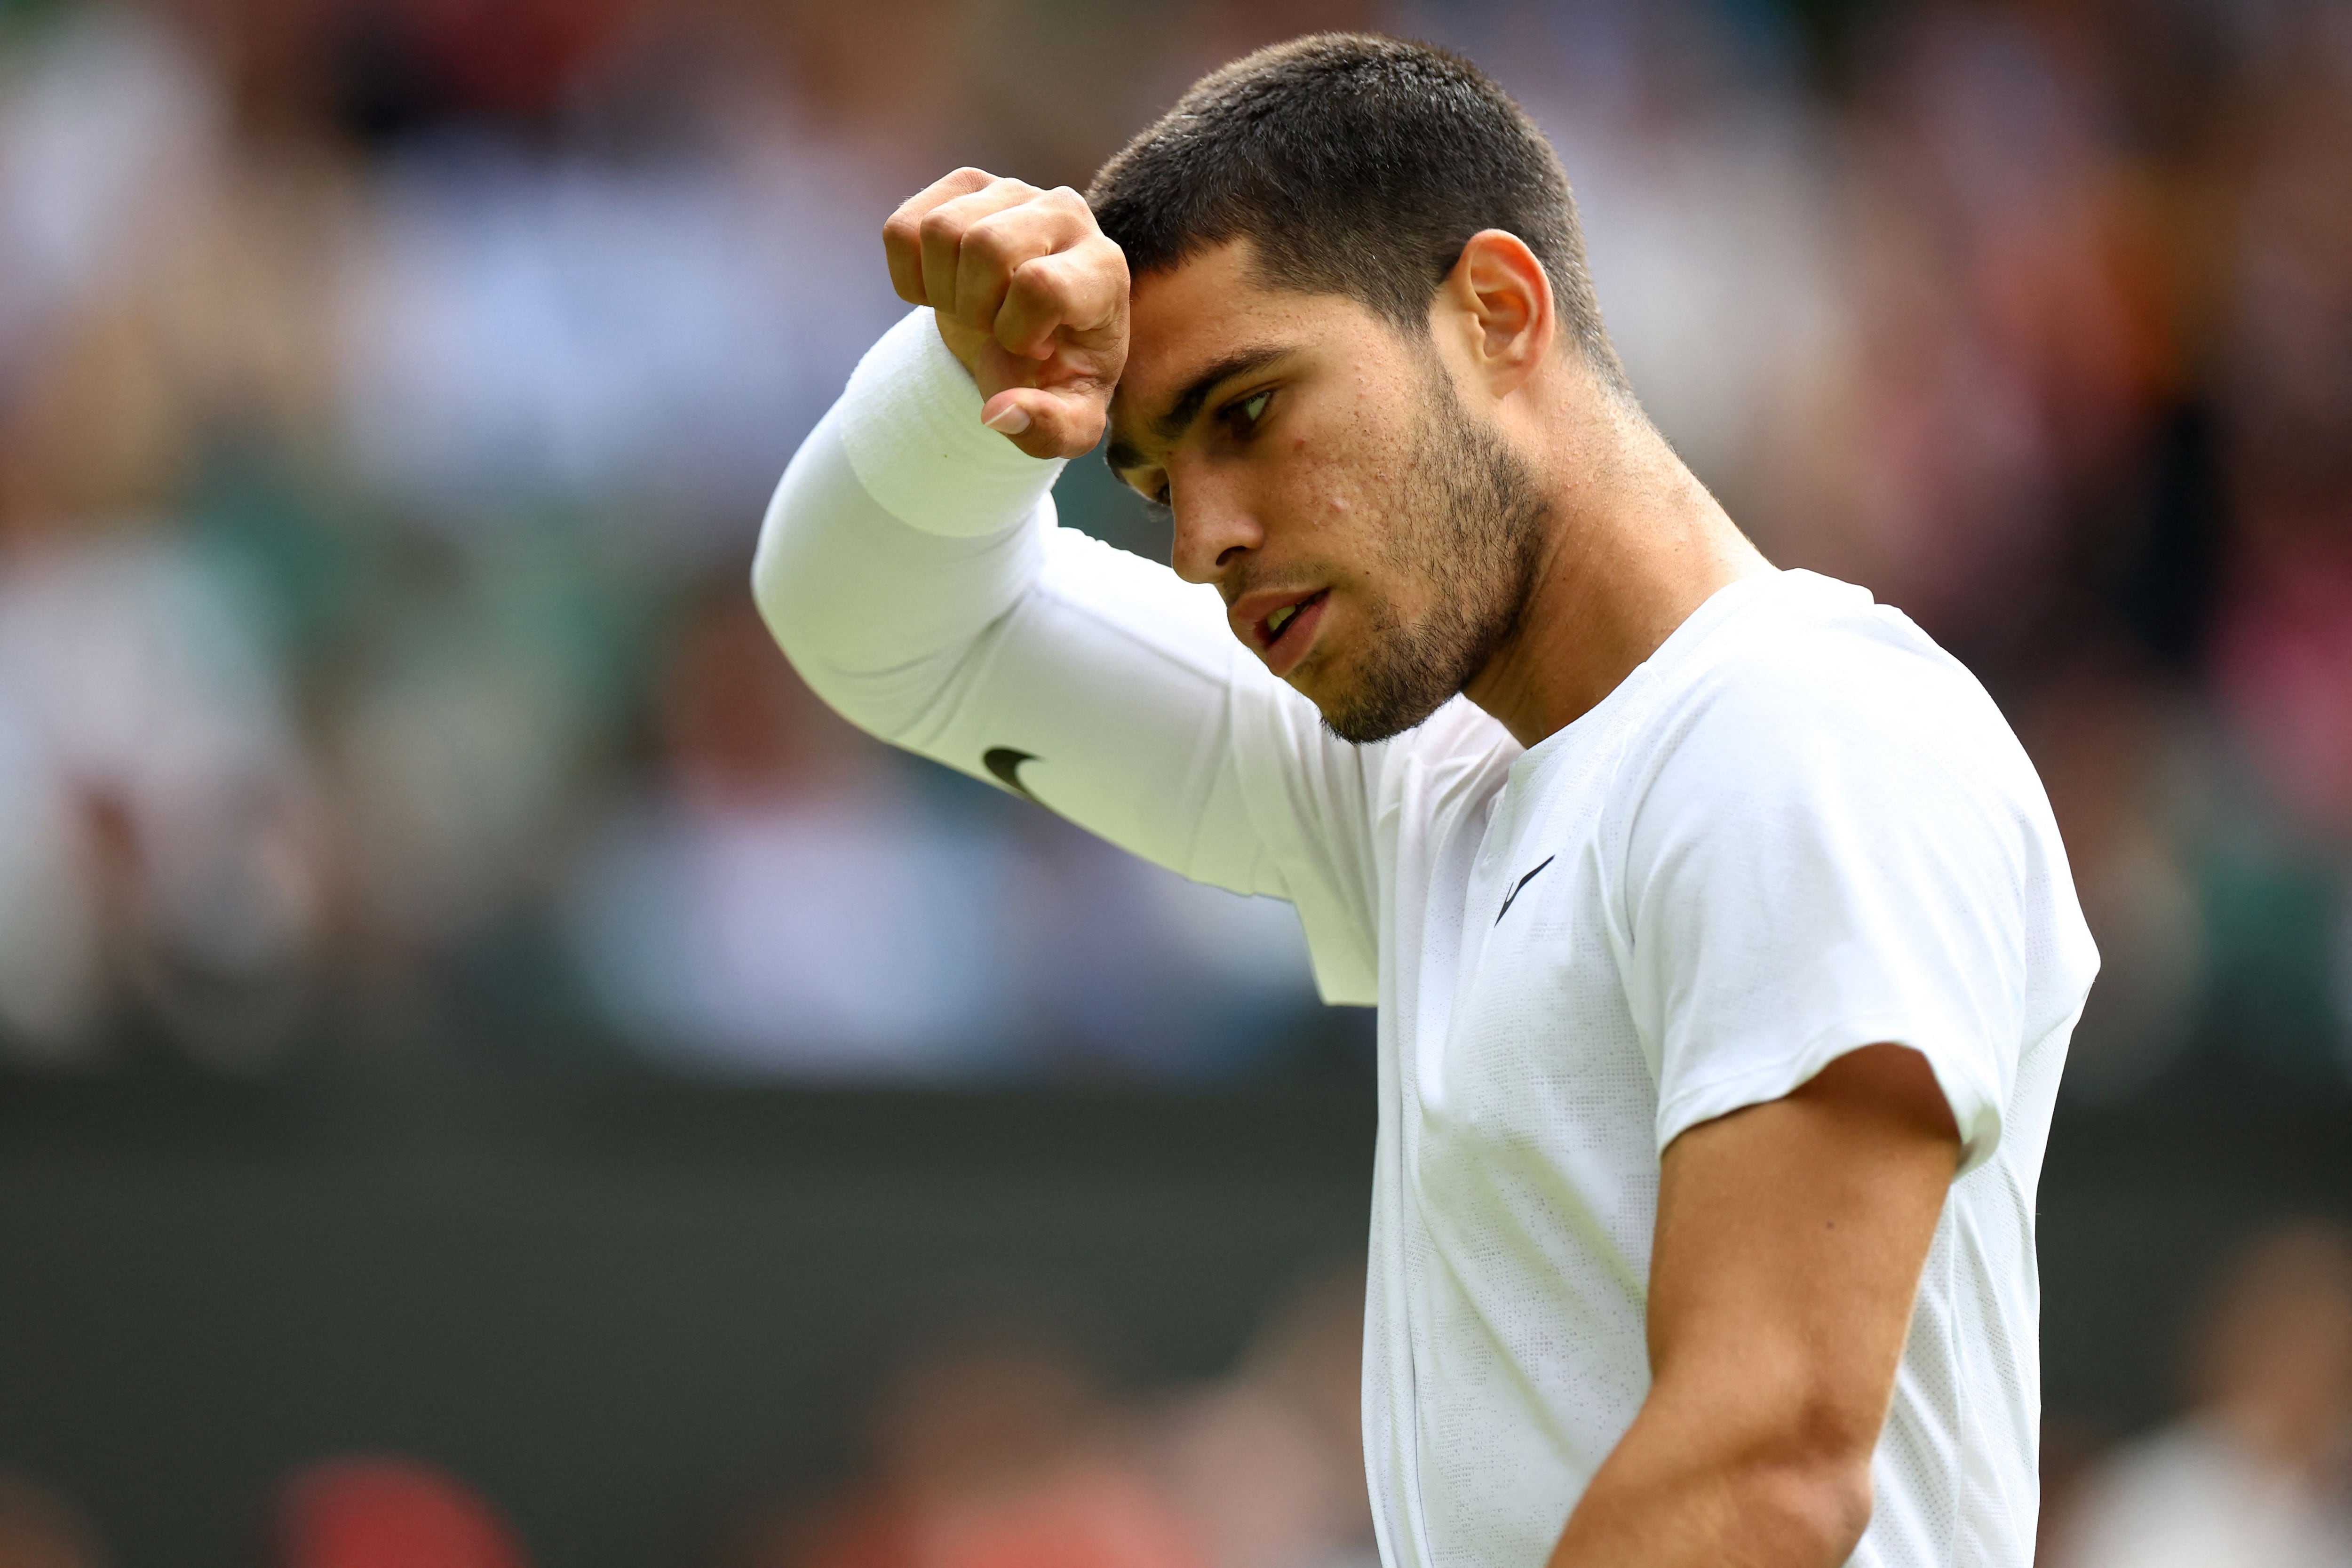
[
  {"xmin": 0, "ymin": 3, "xmax": 213, "ymax": 386},
  {"xmin": 561, "ymin": 586, "xmax": 1026, "ymax": 1080},
  {"xmin": 273, "ymin": 1455, "xmax": 531, "ymax": 1568},
  {"xmin": 0, "ymin": 525, "xmax": 321, "ymax": 1066},
  {"xmin": 334, "ymin": 0, "xmax": 921, "ymax": 558},
  {"xmin": 2035, "ymin": 1416, "xmax": 2112, "ymax": 1568},
  {"xmin": 2213, "ymin": 8, "xmax": 2352, "ymax": 549},
  {"xmin": 0, "ymin": 0, "xmax": 353, "ymax": 1066},
  {"xmin": 1008, "ymin": 806, "xmax": 1326, "ymax": 1084},
  {"xmin": 0, "ymin": 0, "xmax": 358, "ymax": 505},
  {"xmin": 1449, "ymin": 0, "xmax": 1843, "ymax": 525},
  {"xmin": 0, "ymin": 1471, "xmax": 107, "ymax": 1568},
  {"xmin": 334, "ymin": 138, "xmax": 828, "ymax": 549},
  {"xmin": 2216, "ymin": 538, "xmax": 2352, "ymax": 846},
  {"xmin": 561, "ymin": 574, "xmax": 1322, "ymax": 1083},
  {"xmin": 2209, "ymin": 16, "xmax": 2352, "ymax": 851},
  {"xmin": 1142, "ymin": 1264, "xmax": 1376, "ymax": 1568},
  {"xmin": 324, "ymin": 540, "xmax": 619, "ymax": 1000},
  {"xmin": 2054, "ymin": 1222, "xmax": 2352, "ymax": 1568},
  {"xmin": 751, "ymin": 1266, "xmax": 1377, "ymax": 1568},
  {"xmin": 2015, "ymin": 653, "xmax": 2209, "ymax": 1097},
  {"xmin": 779, "ymin": 1314, "xmax": 1201, "ymax": 1568},
  {"xmin": 1768, "ymin": 1, "xmax": 2171, "ymax": 669}
]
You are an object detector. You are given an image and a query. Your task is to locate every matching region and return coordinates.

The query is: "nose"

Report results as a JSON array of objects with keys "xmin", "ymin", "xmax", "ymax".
[{"xmin": 1167, "ymin": 471, "xmax": 1264, "ymax": 586}]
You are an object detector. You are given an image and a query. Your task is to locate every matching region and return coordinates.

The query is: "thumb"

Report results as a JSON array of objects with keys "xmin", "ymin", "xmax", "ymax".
[{"xmin": 979, "ymin": 386, "xmax": 1106, "ymax": 462}]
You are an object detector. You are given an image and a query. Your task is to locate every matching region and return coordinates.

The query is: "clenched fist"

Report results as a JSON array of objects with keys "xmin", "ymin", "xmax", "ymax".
[{"xmin": 882, "ymin": 169, "xmax": 1130, "ymax": 461}]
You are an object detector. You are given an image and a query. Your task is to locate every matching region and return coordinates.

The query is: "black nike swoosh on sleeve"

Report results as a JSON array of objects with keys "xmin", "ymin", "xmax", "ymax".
[{"xmin": 984, "ymin": 747, "xmax": 1040, "ymax": 802}]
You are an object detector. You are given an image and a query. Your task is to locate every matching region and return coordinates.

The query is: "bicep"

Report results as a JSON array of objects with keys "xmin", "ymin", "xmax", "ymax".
[{"xmin": 1646, "ymin": 1043, "xmax": 1960, "ymax": 1465}]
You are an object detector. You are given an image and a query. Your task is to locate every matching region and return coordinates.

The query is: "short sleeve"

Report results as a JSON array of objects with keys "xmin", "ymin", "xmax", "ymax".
[{"xmin": 1619, "ymin": 638, "xmax": 2035, "ymax": 1175}]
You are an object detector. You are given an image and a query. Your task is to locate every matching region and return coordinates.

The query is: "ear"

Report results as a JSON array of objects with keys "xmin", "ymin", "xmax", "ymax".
[{"xmin": 1437, "ymin": 229, "xmax": 1557, "ymax": 398}]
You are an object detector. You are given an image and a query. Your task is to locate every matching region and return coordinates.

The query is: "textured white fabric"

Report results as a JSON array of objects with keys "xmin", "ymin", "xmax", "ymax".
[{"xmin": 755, "ymin": 308, "xmax": 2101, "ymax": 1568}]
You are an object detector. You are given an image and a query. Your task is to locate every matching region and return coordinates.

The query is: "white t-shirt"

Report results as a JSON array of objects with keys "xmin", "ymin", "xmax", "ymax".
[{"xmin": 755, "ymin": 309, "xmax": 2100, "ymax": 1568}]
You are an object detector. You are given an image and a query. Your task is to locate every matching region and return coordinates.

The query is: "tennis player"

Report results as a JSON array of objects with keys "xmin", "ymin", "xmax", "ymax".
[{"xmin": 755, "ymin": 34, "xmax": 2097, "ymax": 1568}]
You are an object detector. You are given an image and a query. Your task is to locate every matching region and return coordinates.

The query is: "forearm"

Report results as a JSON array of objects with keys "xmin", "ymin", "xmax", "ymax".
[
  {"xmin": 752, "ymin": 307, "xmax": 1064, "ymax": 735},
  {"xmin": 1549, "ymin": 1393, "xmax": 1872, "ymax": 1568}
]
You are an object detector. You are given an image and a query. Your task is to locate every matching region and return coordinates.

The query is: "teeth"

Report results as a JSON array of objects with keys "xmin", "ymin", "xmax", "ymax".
[{"xmin": 1267, "ymin": 604, "xmax": 1297, "ymax": 638}]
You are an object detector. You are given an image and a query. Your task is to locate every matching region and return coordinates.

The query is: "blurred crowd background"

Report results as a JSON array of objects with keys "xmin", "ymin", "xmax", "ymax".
[
  {"xmin": 4, "ymin": 0, "xmax": 2352, "ymax": 1088},
  {"xmin": 1, "ymin": 0, "xmax": 2350, "ymax": 1561}
]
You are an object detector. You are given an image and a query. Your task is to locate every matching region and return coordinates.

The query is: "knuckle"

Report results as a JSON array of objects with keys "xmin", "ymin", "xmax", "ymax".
[
  {"xmin": 1003, "ymin": 260, "xmax": 1061, "ymax": 313},
  {"xmin": 961, "ymin": 217, "xmax": 1017, "ymax": 267},
  {"xmin": 1009, "ymin": 252, "xmax": 1065, "ymax": 292}
]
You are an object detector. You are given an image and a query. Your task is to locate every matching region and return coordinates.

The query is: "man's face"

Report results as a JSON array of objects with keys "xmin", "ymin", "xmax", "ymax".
[{"xmin": 1107, "ymin": 241, "xmax": 1547, "ymax": 744}]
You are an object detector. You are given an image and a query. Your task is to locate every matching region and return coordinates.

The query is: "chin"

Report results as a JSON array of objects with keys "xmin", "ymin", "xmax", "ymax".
[
  {"xmin": 1309, "ymin": 679, "xmax": 1407, "ymax": 747},
  {"xmin": 1308, "ymin": 654, "xmax": 1465, "ymax": 746}
]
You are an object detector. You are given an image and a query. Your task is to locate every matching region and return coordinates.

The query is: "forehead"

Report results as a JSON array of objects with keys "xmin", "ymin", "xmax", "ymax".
[{"xmin": 1111, "ymin": 240, "xmax": 1386, "ymax": 448}]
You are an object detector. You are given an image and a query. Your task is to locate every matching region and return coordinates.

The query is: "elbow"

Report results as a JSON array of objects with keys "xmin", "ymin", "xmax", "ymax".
[
  {"xmin": 1738, "ymin": 1452, "xmax": 1875, "ymax": 1567},
  {"xmin": 748, "ymin": 486, "xmax": 793, "ymax": 623},
  {"xmin": 745, "ymin": 490, "xmax": 902, "ymax": 747},
  {"xmin": 747, "ymin": 562, "xmax": 810, "ymax": 686},
  {"xmin": 1731, "ymin": 1406, "xmax": 1878, "ymax": 1567},
  {"xmin": 748, "ymin": 486, "xmax": 821, "ymax": 674},
  {"xmin": 747, "ymin": 528, "xmax": 796, "ymax": 656}
]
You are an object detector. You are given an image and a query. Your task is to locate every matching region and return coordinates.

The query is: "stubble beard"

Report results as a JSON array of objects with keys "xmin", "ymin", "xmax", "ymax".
[{"xmin": 1317, "ymin": 369, "xmax": 1549, "ymax": 746}]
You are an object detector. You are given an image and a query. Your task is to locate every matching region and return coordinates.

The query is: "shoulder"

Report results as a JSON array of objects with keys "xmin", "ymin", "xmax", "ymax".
[
  {"xmin": 1631, "ymin": 572, "xmax": 2041, "ymax": 820},
  {"xmin": 1599, "ymin": 571, "xmax": 2071, "ymax": 938},
  {"xmin": 1679, "ymin": 573, "xmax": 2001, "ymax": 741}
]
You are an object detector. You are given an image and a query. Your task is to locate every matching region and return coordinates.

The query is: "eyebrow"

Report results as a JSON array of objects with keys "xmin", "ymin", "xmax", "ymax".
[{"xmin": 1106, "ymin": 343, "xmax": 1290, "ymax": 476}]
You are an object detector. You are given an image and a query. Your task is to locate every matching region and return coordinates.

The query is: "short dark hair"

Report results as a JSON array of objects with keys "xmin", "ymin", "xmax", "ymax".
[{"xmin": 1088, "ymin": 33, "xmax": 1627, "ymax": 393}]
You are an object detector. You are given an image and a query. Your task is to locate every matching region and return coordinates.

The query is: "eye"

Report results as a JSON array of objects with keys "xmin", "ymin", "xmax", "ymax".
[{"xmin": 1225, "ymin": 390, "xmax": 1273, "ymax": 435}]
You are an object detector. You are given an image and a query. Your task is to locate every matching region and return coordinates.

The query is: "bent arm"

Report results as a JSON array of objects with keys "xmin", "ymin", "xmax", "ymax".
[
  {"xmin": 1548, "ymin": 1043, "xmax": 1961, "ymax": 1568},
  {"xmin": 754, "ymin": 307, "xmax": 1060, "ymax": 740},
  {"xmin": 753, "ymin": 310, "xmax": 1381, "ymax": 995}
]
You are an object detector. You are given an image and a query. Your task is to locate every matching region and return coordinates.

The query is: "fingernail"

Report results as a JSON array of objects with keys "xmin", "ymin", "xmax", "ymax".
[{"xmin": 983, "ymin": 406, "xmax": 1031, "ymax": 435}]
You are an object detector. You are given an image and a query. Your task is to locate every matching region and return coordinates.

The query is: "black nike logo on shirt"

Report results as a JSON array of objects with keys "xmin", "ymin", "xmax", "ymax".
[
  {"xmin": 984, "ymin": 747, "xmax": 1040, "ymax": 802},
  {"xmin": 1496, "ymin": 855, "xmax": 1555, "ymax": 924}
]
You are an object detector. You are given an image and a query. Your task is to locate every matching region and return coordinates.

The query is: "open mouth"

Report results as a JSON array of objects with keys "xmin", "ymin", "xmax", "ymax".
[{"xmin": 1262, "ymin": 590, "xmax": 1328, "ymax": 650}]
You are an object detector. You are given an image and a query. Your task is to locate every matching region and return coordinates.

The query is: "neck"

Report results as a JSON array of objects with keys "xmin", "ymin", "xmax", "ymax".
[{"xmin": 1462, "ymin": 398, "xmax": 1770, "ymax": 749}]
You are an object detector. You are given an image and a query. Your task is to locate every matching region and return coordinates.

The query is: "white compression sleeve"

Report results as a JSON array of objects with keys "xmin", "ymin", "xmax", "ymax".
[{"xmin": 751, "ymin": 308, "xmax": 1385, "ymax": 1003}]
